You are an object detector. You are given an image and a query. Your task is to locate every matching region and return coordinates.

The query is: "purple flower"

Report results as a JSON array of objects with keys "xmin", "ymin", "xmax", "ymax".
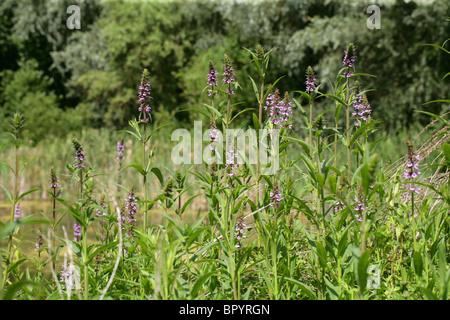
[
  {"xmin": 403, "ymin": 142, "xmax": 421, "ymax": 196},
  {"xmin": 35, "ymin": 234, "xmax": 44, "ymax": 253},
  {"xmin": 265, "ymin": 89, "xmax": 293, "ymax": 130},
  {"xmin": 225, "ymin": 147, "xmax": 238, "ymax": 178},
  {"xmin": 72, "ymin": 139, "xmax": 86, "ymax": 169},
  {"xmin": 353, "ymin": 193, "xmax": 367, "ymax": 221},
  {"xmin": 352, "ymin": 92, "xmax": 372, "ymax": 127},
  {"xmin": 14, "ymin": 203, "xmax": 21, "ymax": 220},
  {"xmin": 73, "ymin": 223, "xmax": 82, "ymax": 241},
  {"xmin": 125, "ymin": 189, "xmax": 137, "ymax": 225},
  {"xmin": 96, "ymin": 195, "xmax": 109, "ymax": 241},
  {"xmin": 223, "ymin": 54, "xmax": 235, "ymax": 95},
  {"xmin": 343, "ymin": 43, "xmax": 356, "ymax": 78},
  {"xmin": 124, "ymin": 188, "xmax": 137, "ymax": 239},
  {"xmin": 49, "ymin": 167, "xmax": 61, "ymax": 189},
  {"xmin": 116, "ymin": 140, "xmax": 125, "ymax": 165},
  {"xmin": 234, "ymin": 216, "xmax": 247, "ymax": 248},
  {"xmin": 207, "ymin": 60, "xmax": 218, "ymax": 96},
  {"xmin": 334, "ymin": 200, "xmax": 346, "ymax": 213},
  {"xmin": 306, "ymin": 66, "xmax": 317, "ymax": 92},
  {"xmin": 138, "ymin": 69, "xmax": 152, "ymax": 123},
  {"xmin": 270, "ymin": 182, "xmax": 283, "ymax": 208}
]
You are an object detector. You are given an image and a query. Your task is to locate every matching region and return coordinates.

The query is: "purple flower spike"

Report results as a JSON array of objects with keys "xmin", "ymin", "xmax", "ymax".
[
  {"xmin": 49, "ymin": 167, "xmax": 61, "ymax": 189},
  {"xmin": 306, "ymin": 66, "xmax": 317, "ymax": 92},
  {"xmin": 343, "ymin": 43, "xmax": 356, "ymax": 78},
  {"xmin": 352, "ymin": 92, "xmax": 372, "ymax": 127},
  {"xmin": 265, "ymin": 89, "xmax": 293, "ymax": 130},
  {"xmin": 116, "ymin": 140, "xmax": 125, "ymax": 165},
  {"xmin": 207, "ymin": 60, "xmax": 218, "ymax": 96},
  {"xmin": 72, "ymin": 139, "xmax": 87, "ymax": 169},
  {"xmin": 73, "ymin": 223, "xmax": 82, "ymax": 241},
  {"xmin": 14, "ymin": 203, "xmax": 21, "ymax": 220},
  {"xmin": 234, "ymin": 216, "xmax": 246, "ymax": 248},
  {"xmin": 403, "ymin": 142, "xmax": 421, "ymax": 197},
  {"xmin": 223, "ymin": 54, "xmax": 235, "ymax": 95},
  {"xmin": 138, "ymin": 69, "xmax": 152, "ymax": 123},
  {"xmin": 270, "ymin": 182, "xmax": 283, "ymax": 208}
]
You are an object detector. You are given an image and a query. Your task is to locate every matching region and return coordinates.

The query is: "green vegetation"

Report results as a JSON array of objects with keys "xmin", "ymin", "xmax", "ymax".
[{"xmin": 0, "ymin": 0, "xmax": 449, "ymax": 301}]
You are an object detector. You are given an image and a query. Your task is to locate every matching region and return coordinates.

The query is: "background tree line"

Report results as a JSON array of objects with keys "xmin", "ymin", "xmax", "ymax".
[{"xmin": 0, "ymin": 0, "xmax": 449, "ymax": 145}]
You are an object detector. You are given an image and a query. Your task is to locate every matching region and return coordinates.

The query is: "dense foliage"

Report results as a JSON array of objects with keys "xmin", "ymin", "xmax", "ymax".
[
  {"xmin": 0, "ymin": 0, "xmax": 449, "ymax": 145},
  {"xmin": 0, "ymin": 0, "xmax": 449, "ymax": 302}
]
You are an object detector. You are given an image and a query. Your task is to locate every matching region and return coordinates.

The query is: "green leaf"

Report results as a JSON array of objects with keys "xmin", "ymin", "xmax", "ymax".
[
  {"xmin": 150, "ymin": 167, "xmax": 164, "ymax": 186},
  {"xmin": 417, "ymin": 111, "xmax": 450, "ymax": 127},
  {"xmin": 191, "ymin": 271, "xmax": 217, "ymax": 299},
  {"xmin": 0, "ymin": 184, "xmax": 13, "ymax": 203},
  {"xmin": 357, "ymin": 250, "xmax": 371, "ymax": 295},
  {"xmin": 413, "ymin": 250, "xmax": 423, "ymax": 276},
  {"xmin": 284, "ymin": 277, "xmax": 317, "ymax": 300},
  {"xmin": 121, "ymin": 164, "xmax": 146, "ymax": 177},
  {"xmin": 252, "ymin": 113, "xmax": 260, "ymax": 132},
  {"xmin": 180, "ymin": 194, "xmax": 200, "ymax": 215},
  {"xmin": 443, "ymin": 143, "xmax": 450, "ymax": 166},
  {"xmin": 16, "ymin": 188, "xmax": 40, "ymax": 203}
]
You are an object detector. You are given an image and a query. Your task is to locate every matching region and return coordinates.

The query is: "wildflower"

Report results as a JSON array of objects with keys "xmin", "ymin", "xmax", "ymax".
[
  {"xmin": 270, "ymin": 182, "xmax": 283, "ymax": 208},
  {"xmin": 116, "ymin": 140, "xmax": 125, "ymax": 166},
  {"xmin": 49, "ymin": 167, "xmax": 61, "ymax": 189},
  {"xmin": 352, "ymin": 92, "xmax": 372, "ymax": 127},
  {"xmin": 305, "ymin": 66, "xmax": 317, "ymax": 92},
  {"xmin": 35, "ymin": 234, "xmax": 44, "ymax": 253},
  {"xmin": 265, "ymin": 89, "xmax": 293, "ymax": 129},
  {"xmin": 96, "ymin": 195, "xmax": 109, "ymax": 241},
  {"xmin": 14, "ymin": 203, "xmax": 21, "ymax": 220},
  {"xmin": 125, "ymin": 188, "xmax": 137, "ymax": 225},
  {"xmin": 72, "ymin": 139, "xmax": 86, "ymax": 168},
  {"xmin": 334, "ymin": 200, "xmax": 346, "ymax": 213},
  {"xmin": 124, "ymin": 188, "xmax": 137, "ymax": 239},
  {"xmin": 343, "ymin": 43, "xmax": 356, "ymax": 77},
  {"xmin": 207, "ymin": 60, "xmax": 218, "ymax": 96},
  {"xmin": 73, "ymin": 223, "xmax": 82, "ymax": 241},
  {"xmin": 353, "ymin": 193, "xmax": 366, "ymax": 221},
  {"xmin": 209, "ymin": 117, "xmax": 220, "ymax": 152},
  {"xmin": 223, "ymin": 54, "xmax": 235, "ymax": 95},
  {"xmin": 234, "ymin": 216, "xmax": 247, "ymax": 248},
  {"xmin": 404, "ymin": 141, "xmax": 421, "ymax": 196},
  {"xmin": 225, "ymin": 147, "xmax": 238, "ymax": 177},
  {"xmin": 138, "ymin": 68, "xmax": 152, "ymax": 123}
]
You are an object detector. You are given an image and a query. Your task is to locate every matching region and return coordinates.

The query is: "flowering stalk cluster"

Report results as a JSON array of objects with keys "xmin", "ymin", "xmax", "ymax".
[
  {"xmin": 343, "ymin": 43, "xmax": 356, "ymax": 78},
  {"xmin": 269, "ymin": 182, "xmax": 283, "ymax": 208},
  {"xmin": 265, "ymin": 89, "xmax": 293, "ymax": 130},
  {"xmin": 207, "ymin": 60, "xmax": 218, "ymax": 96},
  {"xmin": 353, "ymin": 193, "xmax": 366, "ymax": 221},
  {"xmin": 35, "ymin": 234, "xmax": 44, "ymax": 253},
  {"xmin": 14, "ymin": 204, "xmax": 21, "ymax": 221},
  {"xmin": 116, "ymin": 140, "xmax": 124, "ymax": 166},
  {"xmin": 49, "ymin": 167, "xmax": 61, "ymax": 188},
  {"xmin": 306, "ymin": 66, "xmax": 317, "ymax": 92},
  {"xmin": 209, "ymin": 118, "xmax": 220, "ymax": 177},
  {"xmin": 234, "ymin": 216, "xmax": 246, "ymax": 248},
  {"xmin": 124, "ymin": 188, "xmax": 138, "ymax": 238},
  {"xmin": 352, "ymin": 92, "xmax": 372, "ymax": 127},
  {"xmin": 96, "ymin": 195, "xmax": 109, "ymax": 242},
  {"xmin": 225, "ymin": 147, "xmax": 238, "ymax": 177},
  {"xmin": 72, "ymin": 139, "xmax": 86, "ymax": 169},
  {"xmin": 73, "ymin": 223, "xmax": 82, "ymax": 241},
  {"xmin": 223, "ymin": 54, "xmax": 235, "ymax": 95},
  {"xmin": 404, "ymin": 142, "xmax": 421, "ymax": 195},
  {"xmin": 138, "ymin": 68, "xmax": 152, "ymax": 123}
]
